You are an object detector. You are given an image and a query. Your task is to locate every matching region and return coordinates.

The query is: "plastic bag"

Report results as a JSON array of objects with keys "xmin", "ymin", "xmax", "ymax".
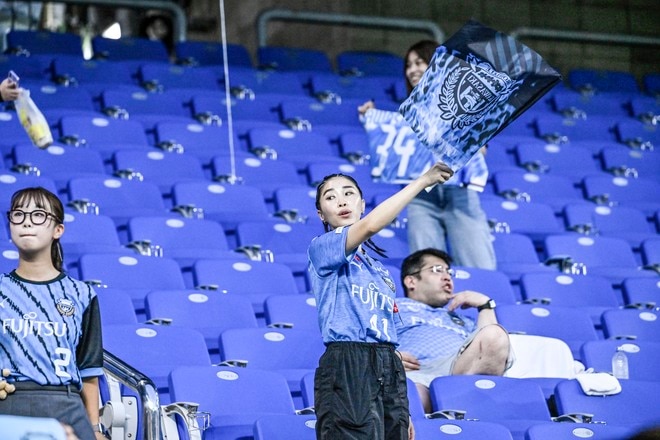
[
  {"xmin": 14, "ymin": 88, "xmax": 53, "ymax": 149},
  {"xmin": 399, "ymin": 19, "xmax": 562, "ymax": 172}
]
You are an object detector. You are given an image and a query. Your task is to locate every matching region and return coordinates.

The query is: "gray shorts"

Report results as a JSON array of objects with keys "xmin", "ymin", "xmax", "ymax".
[{"xmin": 406, "ymin": 324, "xmax": 515, "ymax": 388}]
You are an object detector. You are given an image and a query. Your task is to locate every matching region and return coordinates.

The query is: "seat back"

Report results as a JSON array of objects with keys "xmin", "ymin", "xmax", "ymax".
[
  {"xmin": 601, "ymin": 309, "xmax": 660, "ymax": 341},
  {"xmin": 580, "ymin": 340, "xmax": 660, "ymax": 381}
]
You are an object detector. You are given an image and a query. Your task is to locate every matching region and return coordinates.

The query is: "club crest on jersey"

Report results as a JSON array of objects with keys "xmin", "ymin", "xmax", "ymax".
[
  {"xmin": 437, "ymin": 54, "xmax": 520, "ymax": 130},
  {"xmin": 56, "ymin": 298, "xmax": 75, "ymax": 317}
]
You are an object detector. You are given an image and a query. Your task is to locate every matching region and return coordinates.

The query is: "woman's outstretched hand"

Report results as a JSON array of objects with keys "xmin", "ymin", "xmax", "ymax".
[{"xmin": 421, "ymin": 161, "xmax": 454, "ymax": 187}]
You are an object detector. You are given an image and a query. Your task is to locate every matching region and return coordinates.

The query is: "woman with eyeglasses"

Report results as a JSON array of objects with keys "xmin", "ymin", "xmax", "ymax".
[
  {"xmin": 309, "ymin": 162, "xmax": 453, "ymax": 440},
  {"xmin": 0, "ymin": 187, "xmax": 106, "ymax": 440},
  {"xmin": 396, "ymin": 248, "xmax": 513, "ymax": 413}
]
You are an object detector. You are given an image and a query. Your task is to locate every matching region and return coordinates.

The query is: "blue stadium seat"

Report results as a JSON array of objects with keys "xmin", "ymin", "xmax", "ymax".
[
  {"xmin": 103, "ymin": 323, "xmax": 211, "ymax": 402},
  {"xmin": 154, "ymin": 121, "xmax": 247, "ymax": 164},
  {"xmin": 100, "ymin": 88, "xmax": 193, "ymax": 128},
  {"xmin": 174, "ymin": 41, "xmax": 252, "ymax": 67},
  {"xmin": 495, "ymin": 304, "xmax": 598, "ymax": 358},
  {"xmin": 629, "ymin": 96, "xmax": 659, "ymax": 121},
  {"xmin": 415, "ymin": 419, "xmax": 514, "ymax": 440},
  {"xmin": 300, "ymin": 371, "xmax": 314, "ymax": 411},
  {"xmin": 272, "ymin": 185, "xmax": 319, "ymax": 223},
  {"xmin": 279, "ymin": 96, "xmax": 364, "ymax": 129},
  {"xmin": 257, "ymin": 46, "xmax": 332, "ymax": 72},
  {"xmin": 0, "ymin": 53, "xmax": 52, "ymax": 81},
  {"xmin": 337, "ymin": 130, "xmax": 370, "ymax": 161},
  {"xmin": 6, "ymin": 30, "xmax": 82, "ymax": 56},
  {"xmin": 642, "ymin": 73, "xmax": 660, "ymax": 96},
  {"xmin": 513, "ymin": 142, "xmax": 602, "ymax": 182},
  {"xmin": 554, "ymin": 379, "xmax": 660, "ymax": 430},
  {"xmin": 58, "ymin": 115, "xmax": 150, "ymax": 158},
  {"xmin": 20, "ymin": 81, "xmax": 96, "ymax": 113},
  {"xmin": 168, "ymin": 366, "xmax": 295, "ymax": 439},
  {"xmin": 309, "ymin": 72, "xmax": 395, "ymax": 102},
  {"xmin": 582, "ymin": 175, "xmax": 660, "ymax": 216},
  {"xmin": 580, "ymin": 340, "xmax": 660, "ymax": 381},
  {"xmin": 481, "ymin": 199, "xmax": 564, "ymax": 245},
  {"xmin": 568, "ymin": 68, "xmax": 640, "ymax": 93},
  {"xmin": 483, "ymin": 137, "xmax": 523, "ymax": 176},
  {"xmin": 534, "ymin": 113, "xmax": 617, "ymax": 144},
  {"xmin": 189, "ymin": 91, "xmax": 284, "ymax": 125},
  {"xmin": 336, "ymin": 50, "xmax": 403, "ymax": 77},
  {"xmin": 210, "ymin": 155, "xmax": 304, "ymax": 201},
  {"xmin": 491, "ymin": 233, "xmax": 555, "ymax": 282},
  {"xmin": 0, "ymin": 173, "xmax": 58, "ymax": 213},
  {"xmin": 192, "ymin": 258, "xmax": 298, "ymax": 315},
  {"xmin": 601, "ymin": 309, "xmax": 659, "ymax": 342},
  {"xmin": 599, "ymin": 146, "xmax": 660, "ymax": 183},
  {"xmin": 50, "ymin": 56, "xmax": 138, "ymax": 93},
  {"xmin": 429, "ymin": 375, "xmax": 552, "ymax": 440},
  {"xmin": 614, "ymin": 119, "xmax": 659, "ymax": 150},
  {"xmin": 78, "ymin": 253, "xmax": 186, "ymax": 310},
  {"xmin": 145, "ymin": 290, "xmax": 258, "ymax": 354},
  {"xmin": 60, "ymin": 211, "xmax": 124, "ymax": 261},
  {"xmin": 550, "ymin": 89, "xmax": 630, "ymax": 117},
  {"xmin": 218, "ymin": 327, "xmax": 325, "ymax": 405},
  {"xmin": 519, "ymin": 272, "xmax": 621, "ymax": 324},
  {"xmin": 222, "ymin": 66, "xmax": 308, "ymax": 97},
  {"xmin": 137, "ymin": 63, "xmax": 219, "ymax": 91},
  {"xmin": 111, "ymin": 149, "xmax": 205, "ymax": 195},
  {"xmin": 95, "ymin": 288, "xmax": 138, "ymax": 325},
  {"xmin": 0, "ymin": 109, "xmax": 38, "ymax": 153},
  {"xmin": 641, "ymin": 237, "xmax": 660, "ymax": 267},
  {"xmin": 253, "ymin": 414, "xmax": 317, "ymax": 440},
  {"xmin": 92, "ymin": 36, "xmax": 169, "ymax": 62},
  {"xmin": 263, "ymin": 294, "xmax": 318, "ymax": 330},
  {"xmin": 621, "ymin": 278, "xmax": 659, "ymax": 308},
  {"xmin": 525, "ymin": 422, "xmax": 634, "ymax": 440}
]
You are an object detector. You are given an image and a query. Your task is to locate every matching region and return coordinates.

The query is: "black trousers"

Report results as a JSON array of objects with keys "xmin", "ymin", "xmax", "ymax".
[{"xmin": 314, "ymin": 342, "xmax": 410, "ymax": 440}]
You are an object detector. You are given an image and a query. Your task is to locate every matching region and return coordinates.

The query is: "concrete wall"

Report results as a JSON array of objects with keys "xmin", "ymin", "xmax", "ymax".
[{"xmin": 188, "ymin": 0, "xmax": 659, "ymax": 86}]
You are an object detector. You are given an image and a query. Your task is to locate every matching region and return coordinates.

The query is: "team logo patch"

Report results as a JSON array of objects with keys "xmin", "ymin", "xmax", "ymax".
[
  {"xmin": 437, "ymin": 54, "xmax": 521, "ymax": 130},
  {"xmin": 56, "ymin": 298, "xmax": 75, "ymax": 317}
]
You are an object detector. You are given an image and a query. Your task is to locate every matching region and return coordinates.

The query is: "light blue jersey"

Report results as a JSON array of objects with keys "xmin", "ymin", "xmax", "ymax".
[
  {"xmin": 395, "ymin": 297, "xmax": 476, "ymax": 364},
  {"xmin": 308, "ymin": 226, "xmax": 399, "ymax": 345}
]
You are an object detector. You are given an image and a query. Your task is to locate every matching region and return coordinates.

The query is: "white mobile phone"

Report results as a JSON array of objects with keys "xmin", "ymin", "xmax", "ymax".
[{"xmin": 8, "ymin": 70, "xmax": 19, "ymax": 84}]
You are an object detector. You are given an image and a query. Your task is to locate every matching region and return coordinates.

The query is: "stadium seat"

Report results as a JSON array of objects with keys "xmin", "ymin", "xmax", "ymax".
[
  {"xmin": 414, "ymin": 419, "xmax": 514, "ymax": 439},
  {"xmin": 19, "ymin": 81, "xmax": 96, "ymax": 113},
  {"xmin": 534, "ymin": 113, "xmax": 617, "ymax": 144},
  {"xmin": 448, "ymin": 267, "xmax": 518, "ymax": 319},
  {"xmin": 6, "ymin": 30, "xmax": 83, "ymax": 56},
  {"xmin": 299, "ymin": 371, "xmax": 315, "ymax": 411},
  {"xmin": 103, "ymin": 323, "xmax": 211, "ymax": 402},
  {"xmin": 59, "ymin": 115, "xmax": 150, "ymax": 158},
  {"xmin": 50, "ymin": 56, "xmax": 138, "ymax": 92},
  {"xmin": 580, "ymin": 340, "xmax": 660, "ymax": 381},
  {"xmin": 0, "ymin": 173, "xmax": 58, "ymax": 213},
  {"xmin": 175, "ymin": 40, "xmax": 252, "ymax": 67},
  {"xmin": 253, "ymin": 414, "xmax": 317, "ymax": 440},
  {"xmin": 309, "ymin": 72, "xmax": 395, "ymax": 102},
  {"xmin": 629, "ymin": 96, "xmax": 659, "ymax": 121},
  {"xmin": 601, "ymin": 309, "xmax": 659, "ymax": 341},
  {"xmin": 78, "ymin": 253, "xmax": 186, "ymax": 310},
  {"xmin": 218, "ymin": 327, "xmax": 325, "ymax": 405},
  {"xmin": 145, "ymin": 290, "xmax": 258, "ymax": 354},
  {"xmin": 137, "ymin": 63, "xmax": 219, "ymax": 91},
  {"xmin": 272, "ymin": 185, "xmax": 319, "ymax": 223},
  {"xmin": 519, "ymin": 272, "xmax": 621, "ymax": 324},
  {"xmin": 0, "ymin": 53, "xmax": 52, "ymax": 82},
  {"xmin": 483, "ymin": 137, "xmax": 522, "ymax": 176},
  {"xmin": 641, "ymin": 237, "xmax": 660, "ymax": 267},
  {"xmin": 92, "ymin": 35, "xmax": 169, "ymax": 62},
  {"xmin": 100, "ymin": 88, "xmax": 193, "ymax": 128},
  {"xmin": 621, "ymin": 278, "xmax": 659, "ymax": 308},
  {"xmin": 95, "ymin": 288, "xmax": 138, "ymax": 325},
  {"xmin": 554, "ymin": 379, "xmax": 660, "ymax": 430},
  {"xmin": 222, "ymin": 66, "xmax": 308, "ymax": 97},
  {"xmin": 562, "ymin": 203, "xmax": 656, "ymax": 249},
  {"xmin": 154, "ymin": 121, "xmax": 246, "ymax": 164},
  {"xmin": 169, "ymin": 366, "xmax": 295, "ymax": 439},
  {"xmin": 614, "ymin": 119, "xmax": 659, "ymax": 150},
  {"xmin": 60, "ymin": 211, "xmax": 124, "ymax": 261},
  {"xmin": 257, "ymin": 46, "xmax": 332, "ymax": 72},
  {"xmin": 642, "ymin": 73, "xmax": 660, "ymax": 96},
  {"xmin": 263, "ymin": 294, "xmax": 318, "ymax": 330},
  {"xmin": 496, "ymin": 304, "xmax": 598, "ymax": 358},
  {"xmin": 581, "ymin": 175, "xmax": 660, "ymax": 216},
  {"xmin": 525, "ymin": 422, "xmax": 634, "ymax": 440},
  {"xmin": 490, "ymin": 233, "xmax": 555, "ymax": 282},
  {"xmin": 336, "ymin": 50, "xmax": 403, "ymax": 77},
  {"xmin": 599, "ymin": 146, "xmax": 660, "ymax": 183},
  {"xmin": 189, "ymin": 91, "xmax": 285, "ymax": 125},
  {"xmin": 429, "ymin": 375, "xmax": 552, "ymax": 440},
  {"xmin": 481, "ymin": 199, "xmax": 564, "ymax": 245},
  {"xmin": 513, "ymin": 142, "xmax": 602, "ymax": 182},
  {"xmin": 192, "ymin": 258, "xmax": 298, "ymax": 315},
  {"xmin": 210, "ymin": 155, "xmax": 304, "ymax": 201},
  {"xmin": 550, "ymin": 89, "xmax": 631, "ymax": 117},
  {"xmin": 279, "ymin": 96, "xmax": 365, "ymax": 129},
  {"xmin": 567, "ymin": 68, "xmax": 639, "ymax": 94}
]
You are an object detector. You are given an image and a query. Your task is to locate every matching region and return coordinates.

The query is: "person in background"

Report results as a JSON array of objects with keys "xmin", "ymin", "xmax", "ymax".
[
  {"xmin": 1, "ymin": 77, "xmax": 20, "ymax": 102},
  {"xmin": 309, "ymin": 162, "xmax": 454, "ymax": 439},
  {"xmin": 359, "ymin": 40, "xmax": 496, "ymax": 270},
  {"xmin": 0, "ymin": 187, "xmax": 106, "ymax": 440},
  {"xmin": 396, "ymin": 248, "xmax": 513, "ymax": 413}
]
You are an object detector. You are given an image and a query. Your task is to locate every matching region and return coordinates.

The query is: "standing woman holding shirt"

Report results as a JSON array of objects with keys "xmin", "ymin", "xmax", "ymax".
[
  {"xmin": 308, "ymin": 162, "xmax": 454, "ymax": 439},
  {"xmin": 0, "ymin": 187, "xmax": 105, "ymax": 440}
]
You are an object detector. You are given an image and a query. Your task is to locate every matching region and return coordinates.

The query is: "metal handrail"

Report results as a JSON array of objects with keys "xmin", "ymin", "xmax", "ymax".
[
  {"xmin": 103, "ymin": 350, "xmax": 161, "ymax": 440},
  {"xmin": 3, "ymin": 0, "xmax": 187, "ymax": 41},
  {"xmin": 510, "ymin": 27, "xmax": 660, "ymax": 47},
  {"xmin": 257, "ymin": 8, "xmax": 444, "ymax": 48}
]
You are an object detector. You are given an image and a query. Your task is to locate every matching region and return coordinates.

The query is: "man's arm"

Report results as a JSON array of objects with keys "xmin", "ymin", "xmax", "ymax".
[{"xmin": 446, "ymin": 290, "xmax": 498, "ymax": 328}]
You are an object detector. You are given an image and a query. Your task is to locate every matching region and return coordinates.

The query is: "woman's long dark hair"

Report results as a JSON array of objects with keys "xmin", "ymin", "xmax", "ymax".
[
  {"xmin": 10, "ymin": 187, "xmax": 65, "ymax": 272},
  {"xmin": 315, "ymin": 173, "xmax": 387, "ymax": 258},
  {"xmin": 404, "ymin": 39, "xmax": 439, "ymax": 95}
]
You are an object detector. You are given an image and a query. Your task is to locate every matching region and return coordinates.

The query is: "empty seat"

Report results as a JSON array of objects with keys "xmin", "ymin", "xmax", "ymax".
[
  {"xmin": 6, "ymin": 30, "xmax": 82, "ymax": 56},
  {"xmin": 568, "ymin": 69, "xmax": 639, "ymax": 94},
  {"xmin": 95, "ymin": 288, "xmax": 138, "ymax": 325},
  {"xmin": 60, "ymin": 211, "xmax": 124, "ymax": 262},
  {"xmin": 0, "ymin": 173, "xmax": 58, "ymax": 212},
  {"xmin": 513, "ymin": 142, "xmax": 601, "ymax": 181},
  {"xmin": 189, "ymin": 91, "xmax": 284, "ymax": 124},
  {"xmin": 92, "ymin": 35, "xmax": 169, "ymax": 61},
  {"xmin": 50, "ymin": 57, "xmax": 138, "ymax": 91},
  {"xmin": 641, "ymin": 237, "xmax": 660, "ymax": 267},
  {"xmin": 491, "ymin": 233, "xmax": 555, "ymax": 282},
  {"xmin": 59, "ymin": 115, "xmax": 150, "ymax": 158},
  {"xmin": 174, "ymin": 40, "xmax": 252, "ymax": 67},
  {"xmin": 525, "ymin": 422, "xmax": 634, "ymax": 440},
  {"xmin": 100, "ymin": 88, "xmax": 192, "ymax": 128},
  {"xmin": 279, "ymin": 96, "xmax": 364, "ymax": 129},
  {"xmin": 257, "ymin": 46, "xmax": 332, "ymax": 72},
  {"xmin": 309, "ymin": 72, "xmax": 395, "ymax": 102},
  {"xmin": 582, "ymin": 175, "xmax": 660, "ymax": 216},
  {"xmin": 534, "ymin": 113, "xmax": 617, "ymax": 144},
  {"xmin": 263, "ymin": 294, "xmax": 318, "ymax": 330},
  {"xmin": 0, "ymin": 53, "xmax": 52, "ymax": 81},
  {"xmin": 580, "ymin": 340, "xmax": 660, "ymax": 381},
  {"xmin": 253, "ymin": 414, "xmax": 317, "ymax": 440},
  {"xmin": 336, "ymin": 50, "xmax": 403, "ymax": 77},
  {"xmin": 621, "ymin": 278, "xmax": 659, "ymax": 308},
  {"xmin": 414, "ymin": 419, "xmax": 514, "ymax": 440},
  {"xmin": 19, "ymin": 81, "xmax": 96, "ymax": 113},
  {"xmin": 272, "ymin": 185, "xmax": 319, "ymax": 223},
  {"xmin": 614, "ymin": 119, "xmax": 659, "ymax": 150},
  {"xmin": 482, "ymin": 199, "xmax": 564, "ymax": 244},
  {"xmin": 599, "ymin": 146, "xmax": 660, "ymax": 183},
  {"xmin": 550, "ymin": 89, "xmax": 630, "ymax": 117},
  {"xmin": 223, "ymin": 66, "xmax": 308, "ymax": 97},
  {"xmin": 601, "ymin": 309, "xmax": 659, "ymax": 341},
  {"xmin": 137, "ymin": 63, "xmax": 219, "ymax": 91},
  {"xmin": 154, "ymin": 121, "xmax": 246, "ymax": 164}
]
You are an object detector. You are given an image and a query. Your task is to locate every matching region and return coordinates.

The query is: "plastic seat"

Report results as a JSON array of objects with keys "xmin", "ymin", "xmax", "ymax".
[
  {"xmin": 253, "ymin": 414, "xmax": 317, "ymax": 440},
  {"xmin": 429, "ymin": 375, "xmax": 552, "ymax": 440},
  {"xmin": 550, "ymin": 89, "xmax": 630, "ymax": 117},
  {"xmin": 145, "ymin": 290, "xmax": 257, "ymax": 353},
  {"xmin": 641, "ymin": 237, "xmax": 660, "ymax": 267},
  {"xmin": 154, "ymin": 121, "xmax": 246, "ymax": 164},
  {"xmin": 614, "ymin": 119, "xmax": 660, "ymax": 150},
  {"xmin": 525, "ymin": 422, "xmax": 634, "ymax": 440},
  {"xmin": 562, "ymin": 203, "xmax": 656, "ymax": 249},
  {"xmin": 257, "ymin": 46, "xmax": 332, "ymax": 72},
  {"xmin": 95, "ymin": 288, "xmax": 138, "ymax": 325},
  {"xmin": 222, "ymin": 66, "xmax": 308, "ymax": 97},
  {"xmin": 568, "ymin": 69, "xmax": 640, "ymax": 94},
  {"xmin": 415, "ymin": 419, "xmax": 514, "ymax": 439},
  {"xmin": 599, "ymin": 146, "xmax": 660, "ymax": 183},
  {"xmin": 6, "ymin": 30, "xmax": 83, "ymax": 56},
  {"xmin": 491, "ymin": 233, "xmax": 555, "ymax": 282},
  {"xmin": 0, "ymin": 53, "xmax": 52, "ymax": 81},
  {"xmin": 100, "ymin": 88, "xmax": 193, "ymax": 128},
  {"xmin": 581, "ymin": 175, "xmax": 660, "ymax": 216},
  {"xmin": 168, "ymin": 366, "xmax": 295, "ymax": 439},
  {"xmin": 218, "ymin": 327, "xmax": 325, "ymax": 404},
  {"xmin": 643, "ymin": 73, "xmax": 660, "ymax": 96},
  {"xmin": 513, "ymin": 142, "xmax": 601, "ymax": 182},
  {"xmin": 192, "ymin": 258, "xmax": 298, "ymax": 315},
  {"xmin": 519, "ymin": 272, "xmax": 620, "ymax": 324},
  {"xmin": 58, "ymin": 115, "xmax": 150, "ymax": 158},
  {"xmin": 60, "ymin": 211, "xmax": 124, "ymax": 262},
  {"xmin": 621, "ymin": 278, "xmax": 660, "ymax": 308},
  {"xmin": 50, "ymin": 57, "xmax": 138, "ymax": 95},
  {"xmin": 309, "ymin": 72, "xmax": 395, "ymax": 102},
  {"xmin": 629, "ymin": 96, "xmax": 659, "ymax": 120},
  {"xmin": 171, "ymin": 181, "xmax": 272, "ymax": 234},
  {"xmin": 580, "ymin": 340, "xmax": 660, "ymax": 381},
  {"xmin": 103, "ymin": 324, "xmax": 211, "ymax": 401},
  {"xmin": 279, "ymin": 96, "xmax": 364, "ymax": 129},
  {"xmin": 534, "ymin": 113, "xmax": 617, "ymax": 144},
  {"xmin": 272, "ymin": 185, "xmax": 319, "ymax": 223},
  {"xmin": 554, "ymin": 379, "xmax": 660, "ymax": 430},
  {"xmin": 0, "ymin": 173, "xmax": 58, "ymax": 212},
  {"xmin": 20, "ymin": 81, "xmax": 95, "ymax": 113},
  {"xmin": 263, "ymin": 294, "xmax": 318, "ymax": 330},
  {"xmin": 174, "ymin": 41, "xmax": 252, "ymax": 67},
  {"xmin": 92, "ymin": 35, "xmax": 169, "ymax": 62},
  {"xmin": 336, "ymin": 50, "xmax": 403, "ymax": 77},
  {"xmin": 78, "ymin": 253, "xmax": 185, "ymax": 310},
  {"xmin": 135, "ymin": 63, "xmax": 218, "ymax": 91},
  {"xmin": 210, "ymin": 155, "xmax": 303, "ymax": 200},
  {"xmin": 601, "ymin": 309, "xmax": 659, "ymax": 341},
  {"xmin": 111, "ymin": 149, "xmax": 205, "ymax": 195},
  {"xmin": 495, "ymin": 304, "xmax": 598, "ymax": 358},
  {"xmin": 482, "ymin": 199, "xmax": 564, "ymax": 244}
]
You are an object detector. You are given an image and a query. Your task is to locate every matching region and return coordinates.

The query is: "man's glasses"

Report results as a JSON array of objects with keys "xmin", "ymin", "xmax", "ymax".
[
  {"xmin": 408, "ymin": 265, "xmax": 455, "ymax": 277},
  {"xmin": 7, "ymin": 209, "xmax": 58, "ymax": 225}
]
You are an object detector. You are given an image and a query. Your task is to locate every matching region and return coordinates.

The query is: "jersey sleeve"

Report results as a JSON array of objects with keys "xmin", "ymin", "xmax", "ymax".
[
  {"xmin": 308, "ymin": 227, "xmax": 355, "ymax": 277},
  {"xmin": 76, "ymin": 295, "xmax": 104, "ymax": 378}
]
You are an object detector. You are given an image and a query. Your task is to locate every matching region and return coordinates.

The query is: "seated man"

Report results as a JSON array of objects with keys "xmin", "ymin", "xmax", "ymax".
[{"xmin": 396, "ymin": 248, "xmax": 513, "ymax": 413}]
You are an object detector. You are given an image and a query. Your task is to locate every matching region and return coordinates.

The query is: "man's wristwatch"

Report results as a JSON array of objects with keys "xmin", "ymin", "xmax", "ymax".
[
  {"xmin": 92, "ymin": 423, "xmax": 109, "ymax": 438},
  {"xmin": 477, "ymin": 298, "xmax": 496, "ymax": 312}
]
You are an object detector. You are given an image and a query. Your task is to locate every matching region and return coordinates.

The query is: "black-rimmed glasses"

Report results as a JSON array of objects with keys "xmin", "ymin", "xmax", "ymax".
[
  {"xmin": 7, "ymin": 209, "xmax": 58, "ymax": 225},
  {"xmin": 408, "ymin": 265, "xmax": 455, "ymax": 277}
]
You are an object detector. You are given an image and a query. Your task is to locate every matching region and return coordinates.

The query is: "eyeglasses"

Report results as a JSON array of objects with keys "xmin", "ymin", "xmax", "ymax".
[
  {"xmin": 408, "ymin": 265, "xmax": 455, "ymax": 277},
  {"xmin": 7, "ymin": 209, "xmax": 58, "ymax": 225}
]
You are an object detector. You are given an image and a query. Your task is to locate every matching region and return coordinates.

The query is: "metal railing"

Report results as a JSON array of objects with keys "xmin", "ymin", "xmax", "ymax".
[
  {"xmin": 510, "ymin": 27, "xmax": 660, "ymax": 47},
  {"xmin": 257, "ymin": 8, "xmax": 444, "ymax": 48}
]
